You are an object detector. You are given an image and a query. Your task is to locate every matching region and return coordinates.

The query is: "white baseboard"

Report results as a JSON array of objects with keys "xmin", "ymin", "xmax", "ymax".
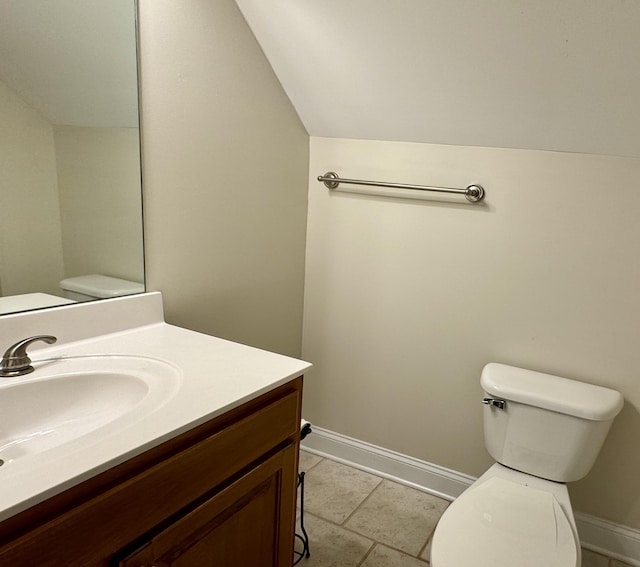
[
  {"xmin": 576, "ymin": 513, "xmax": 640, "ymax": 566},
  {"xmin": 302, "ymin": 425, "xmax": 640, "ymax": 566},
  {"xmin": 301, "ymin": 425, "xmax": 474, "ymax": 501}
]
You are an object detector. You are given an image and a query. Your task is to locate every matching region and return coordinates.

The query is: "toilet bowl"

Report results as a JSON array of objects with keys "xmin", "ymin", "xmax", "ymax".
[
  {"xmin": 430, "ymin": 363, "xmax": 623, "ymax": 567},
  {"xmin": 431, "ymin": 463, "xmax": 579, "ymax": 567}
]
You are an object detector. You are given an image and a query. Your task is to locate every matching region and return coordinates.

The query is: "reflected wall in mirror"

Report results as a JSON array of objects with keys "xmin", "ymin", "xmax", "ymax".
[{"xmin": 0, "ymin": 0, "xmax": 144, "ymax": 315}]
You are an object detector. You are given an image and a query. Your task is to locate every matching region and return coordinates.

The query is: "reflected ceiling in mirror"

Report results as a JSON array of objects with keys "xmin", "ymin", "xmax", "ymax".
[{"xmin": 0, "ymin": 0, "xmax": 144, "ymax": 315}]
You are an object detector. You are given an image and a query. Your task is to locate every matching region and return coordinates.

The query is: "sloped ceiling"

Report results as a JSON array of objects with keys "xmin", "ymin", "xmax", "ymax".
[
  {"xmin": 0, "ymin": 0, "xmax": 138, "ymax": 127},
  {"xmin": 235, "ymin": 0, "xmax": 640, "ymax": 158}
]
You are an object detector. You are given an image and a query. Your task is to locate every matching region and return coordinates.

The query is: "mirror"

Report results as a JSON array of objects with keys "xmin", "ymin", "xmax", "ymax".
[{"xmin": 0, "ymin": 0, "xmax": 144, "ymax": 315}]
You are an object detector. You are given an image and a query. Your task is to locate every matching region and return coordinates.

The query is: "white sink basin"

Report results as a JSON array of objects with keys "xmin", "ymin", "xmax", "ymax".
[{"xmin": 0, "ymin": 355, "xmax": 182, "ymax": 465}]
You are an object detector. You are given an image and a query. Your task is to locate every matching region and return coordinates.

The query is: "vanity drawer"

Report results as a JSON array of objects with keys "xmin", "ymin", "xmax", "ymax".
[{"xmin": 0, "ymin": 377, "xmax": 303, "ymax": 566}]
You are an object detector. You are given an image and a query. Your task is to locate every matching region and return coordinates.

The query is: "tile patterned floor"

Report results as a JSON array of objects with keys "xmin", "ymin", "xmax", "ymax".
[{"xmin": 296, "ymin": 450, "xmax": 633, "ymax": 567}]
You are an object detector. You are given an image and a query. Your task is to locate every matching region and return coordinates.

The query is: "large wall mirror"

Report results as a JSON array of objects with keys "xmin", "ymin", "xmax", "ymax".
[{"xmin": 0, "ymin": 0, "xmax": 144, "ymax": 315}]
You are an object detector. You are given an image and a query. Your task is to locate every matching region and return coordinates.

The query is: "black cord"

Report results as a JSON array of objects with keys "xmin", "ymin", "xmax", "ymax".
[{"xmin": 293, "ymin": 472, "xmax": 311, "ymax": 564}]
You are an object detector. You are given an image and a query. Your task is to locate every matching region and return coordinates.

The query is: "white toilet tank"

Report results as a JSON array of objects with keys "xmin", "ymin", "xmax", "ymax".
[
  {"xmin": 481, "ymin": 363, "xmax": 623, "ymax": 482},
  {"xmin": 59, "ymin": 274, "xmax": 144, "ymax": 302}
]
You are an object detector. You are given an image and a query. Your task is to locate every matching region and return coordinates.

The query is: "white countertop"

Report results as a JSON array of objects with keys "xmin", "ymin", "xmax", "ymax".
[
  {"xmin": 0, "ymin": 292, "xmax": 311, "ymax": 521},
  {"xmin": 0, "ymin": 293, "xmax": 75, "ymax": 315}
]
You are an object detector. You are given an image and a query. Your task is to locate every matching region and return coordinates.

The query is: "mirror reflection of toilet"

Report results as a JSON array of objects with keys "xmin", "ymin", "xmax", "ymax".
[
  {"xmin": 59, "ymin": 274, "xmax": 144, "ymax": 302},
  {"xmin": 430, "ymin": 363, "xmax": 623, "ymax": 567}
]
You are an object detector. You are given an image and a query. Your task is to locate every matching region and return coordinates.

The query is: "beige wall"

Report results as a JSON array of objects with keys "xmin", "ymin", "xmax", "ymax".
[
  {"xmin": 0, "ymin": 80, "xmax": 64, "ymax": 296},
  {"xmin": 138, "ymin": 0, "xmax": 309, "ymax": 357},
  {"xmin": 54, "ymin": 125, "xmax": 143, "ymax": 283},
  {"xmin": 302, "ymin": 136, "xmax": 640, "ymax": 529}
]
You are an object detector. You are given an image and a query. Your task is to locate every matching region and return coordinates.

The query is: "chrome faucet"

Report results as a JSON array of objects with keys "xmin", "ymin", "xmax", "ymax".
[{"xmin": 0, "ymin": 335, "xmax": 57, "ymax": 377}]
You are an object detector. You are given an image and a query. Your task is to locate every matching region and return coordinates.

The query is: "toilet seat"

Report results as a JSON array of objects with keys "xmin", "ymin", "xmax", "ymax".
[{"xmin": 430, "ymin": 476, "xmax": 578, "ymax": 567}]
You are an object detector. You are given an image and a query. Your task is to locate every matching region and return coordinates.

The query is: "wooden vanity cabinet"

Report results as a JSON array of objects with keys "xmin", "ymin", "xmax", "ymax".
[{"xmin": 0, "ymin": 377, "xmax": 303, "ymax": 567}]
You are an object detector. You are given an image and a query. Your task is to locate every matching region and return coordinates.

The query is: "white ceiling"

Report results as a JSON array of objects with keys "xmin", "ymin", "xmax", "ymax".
[
  {"xmin": 235, "ymin": 0, "xmax": 640, "ymax": 158},
  {"xmin": 0, "ymin": 0, "xmax": 139, "ymax": 128}
]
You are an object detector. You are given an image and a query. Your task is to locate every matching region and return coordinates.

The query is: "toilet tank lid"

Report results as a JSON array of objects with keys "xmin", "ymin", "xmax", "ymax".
[
  {"xmin": 481, "ymin": 363, "xmax": 623, "ymax": 421},
  {"xmin": 59, "ymin": 275, "xmax": 144, "ymax": 299}
]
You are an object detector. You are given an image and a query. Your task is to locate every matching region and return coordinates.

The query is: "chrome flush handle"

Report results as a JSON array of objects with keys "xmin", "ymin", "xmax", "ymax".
[
  {"xmin": 482, "ymin": 397, "xmax": 506, "ymax": 410},
  {"xmin": 0, "ymin": 335, "xmax": 57, "ymax": 377}
]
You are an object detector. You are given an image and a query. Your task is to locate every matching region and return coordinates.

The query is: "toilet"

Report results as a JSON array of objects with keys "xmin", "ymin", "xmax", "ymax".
[
  {"xmin": 59, "ymin": 274, "xmax": 144, "ymax": 302},
  {"xmin": 430, "ymin": 362, "xmax": 624, "ymax": 567}
]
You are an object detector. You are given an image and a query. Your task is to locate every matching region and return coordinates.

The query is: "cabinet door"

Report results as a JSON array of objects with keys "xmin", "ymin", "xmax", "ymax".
[{"xmin": 119, "ymin": 444, "xmax": 298, "ymax": 567}]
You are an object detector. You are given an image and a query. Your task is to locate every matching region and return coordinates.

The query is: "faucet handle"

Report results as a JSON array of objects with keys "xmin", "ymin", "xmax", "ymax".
[{"xmin": 0, "ymin": 335, "xmax": 57, "ymax": 377}]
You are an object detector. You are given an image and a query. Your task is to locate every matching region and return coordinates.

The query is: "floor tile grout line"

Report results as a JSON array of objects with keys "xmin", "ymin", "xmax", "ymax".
[
  {"xmin": 303, "ymin": 510, "xmax": 431, "ymax": 564},
  {"xmin": 416, "ymin": 531, "xmax": 433, "ymax": 563},
  {"xmin": 342, "ymin": 477, "xmax": 442, "ymax": 560},
  {"xmin": 303, "ymin": 510, "xmax": 377, "ymax": 561},
  {"xmin": 354, "ymin": 543, "xmax": 430, "ymax": 566},
  {"xmin": 304, "ymin": 511, "xmax": 381, "ymax": 546},
  {"xmin": 355, "ymin": 541, "xmax": 377, "ymax": 567},
  {"xmin": 300, "ymin": 461, "xmax": 444, "ymax": 562},
  {"xmin": 304, "ymin": 510, "xmax": 372, "ymax": 535},
  {"xmin": 300, "ymin": 457, "xmax": 386, "ymax": 527},
  {"xmin": 339, "ymin": 475, "xmax": 385, "ymax": 526}
]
